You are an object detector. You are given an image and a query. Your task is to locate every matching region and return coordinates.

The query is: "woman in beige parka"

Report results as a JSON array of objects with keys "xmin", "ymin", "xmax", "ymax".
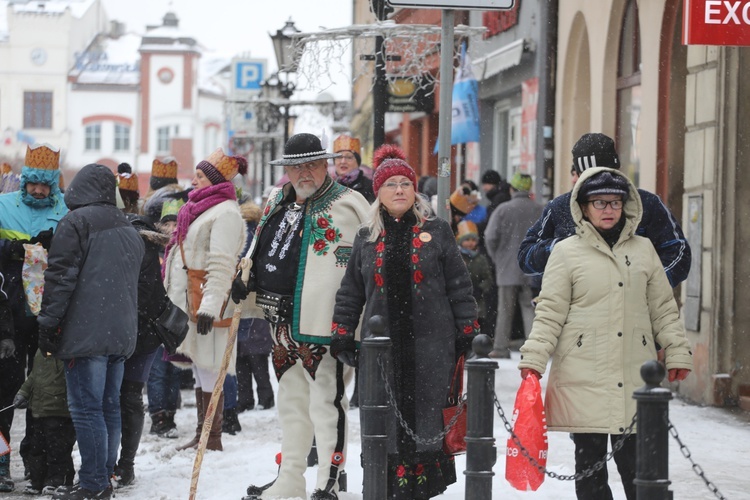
[{"xmin": 518, "ymin": 166, "xmax": 693, "ymax": 500}]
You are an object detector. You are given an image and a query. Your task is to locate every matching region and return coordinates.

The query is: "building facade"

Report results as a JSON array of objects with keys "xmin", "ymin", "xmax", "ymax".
[
  {"xmin": 1, "ymin": 0, "xmax": 228, "ymax": 190},
  {"xmin": 556, "ymin": 0, "xmax": 750, "ymax": 409}
]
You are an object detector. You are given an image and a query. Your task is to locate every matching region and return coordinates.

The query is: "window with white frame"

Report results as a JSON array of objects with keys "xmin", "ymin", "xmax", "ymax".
[
  {"xmin": 114, "ymin": 123, "xmax": 130, "ymax": 151},
  {"xmin": 157, "ymin": 126, "xmax": 170, "ymax": 153},
  {"xmin": 84, "ymin": 124, "xmax": 101, "ymax": 151}
]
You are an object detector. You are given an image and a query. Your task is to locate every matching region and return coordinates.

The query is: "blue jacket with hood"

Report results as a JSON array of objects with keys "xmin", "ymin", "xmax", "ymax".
[{"xmin": 0, "ymin": 163, "xmax": 67, "ymax": 313}]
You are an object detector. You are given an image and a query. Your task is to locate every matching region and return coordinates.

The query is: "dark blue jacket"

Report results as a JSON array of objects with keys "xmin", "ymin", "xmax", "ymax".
[
  {"xmin": 517, "ymin": 189, "xmax": 691, "ymax": 287},
  {"xmin": 38, "ymin": 164, "xmax": 145, "ymax": 359}
]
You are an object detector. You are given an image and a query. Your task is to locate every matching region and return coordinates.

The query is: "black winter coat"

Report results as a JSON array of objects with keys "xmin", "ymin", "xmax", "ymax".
[
  {"xmin": 0, "ymin": 270, "xmax": 13, "ymax": 341},
  {"xmin": 517, "ymin": 189, "xmax": 691, "ymax": 287},
  {"xmin": 38, "ymin": 164, "xmax": 145, "ymax": 359},
  {"xmin": 128, "ymin": 215, "xmax": 170, "ymax": 355},
  {"xmin": 336, "ymin": 170, "xmax": 375, "ymax": 203},
  {"xmin": 332, "ymin": 214, "xmax": 478, "ymax": 454}
]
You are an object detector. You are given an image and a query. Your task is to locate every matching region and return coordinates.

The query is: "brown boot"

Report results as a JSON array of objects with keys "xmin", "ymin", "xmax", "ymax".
[
  {"xmin": 177, "ymin": 388, "xmax": 204, "ymax": 451},
  {"xmin": 205, "ymin": 391, "xmax": 224, "ymax": 451}
]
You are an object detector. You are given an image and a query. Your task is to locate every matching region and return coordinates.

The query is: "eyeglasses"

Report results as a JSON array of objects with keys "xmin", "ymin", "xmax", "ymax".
[
  {"xmin": 335, "ymin": 154, "xmax": 356, "ymax": 161},
  {"xmin": 587, "ymin": 199, "xmax": 623, "ymax": 210},
  {"xmin": 285, "ymin": 162, "xmax": 325, "ymax": 174},
  {"xmin": 381, "ymin": 181, "xmax": 414, "ymax": 191}
]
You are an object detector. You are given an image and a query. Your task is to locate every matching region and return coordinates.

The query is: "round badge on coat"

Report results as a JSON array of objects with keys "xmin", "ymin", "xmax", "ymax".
[{"xmin": 419, "ymin": 232, "xmax": 432, "ymax": 242}]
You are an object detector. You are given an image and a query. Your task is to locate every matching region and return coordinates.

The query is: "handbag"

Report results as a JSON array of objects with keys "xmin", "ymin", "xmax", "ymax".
[
  {"xmin": 154, "ymin": 300, "xmax": 190, "ymax": 355},
  {"xmin": 442, "ymin": 354, "xmax": 468, "ymax": 455},
  {"xmin": 505, "ymin": 373, "xmax": 548, "ymax": 491},
  {"xmin": 180, "ymin": 243, "xmax": 232, "ymax": 328}
]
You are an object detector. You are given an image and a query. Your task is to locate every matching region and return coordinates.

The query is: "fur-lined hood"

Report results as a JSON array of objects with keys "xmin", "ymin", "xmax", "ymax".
[
  {"xmin": 127, "ymin": 214, "xmax": 170, "ymax": 248},
  {"xmin": 240, "ymin": 200, "xmax": 262, "ymax": 224}
]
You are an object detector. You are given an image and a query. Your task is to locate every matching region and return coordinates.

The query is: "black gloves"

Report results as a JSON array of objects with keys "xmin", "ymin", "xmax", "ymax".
[
  {"xmin": 7, "ymin": 240, "xmax": 29, "ymax": 260},
  {"xmin": 336, "ymin": 351, "xmax": 358, "ymax": 368},
  {"xmin": 196, "ymin": 314, "xmax": 214, "ymax": 335},
  {"xmin": 230, "ymin": 274, "xmax": 250, "ymax": 304},
  {"xmin": 38, "ymin": 326, "xmax": 62, "ymax": 356},
  {"xmin": 455, "ymin": 335, "xmax": 474, "ymax": 359},
  {"xmin": 13, "ymin": 393, "xmax": 28, "ymax": 409},
  {"xmin": 30, "ymin": 228, "xmax": 54, "ymax": 250},
  {"xmin": 0, "ymin": 339, "xmax": 15, "ymax": 359}
]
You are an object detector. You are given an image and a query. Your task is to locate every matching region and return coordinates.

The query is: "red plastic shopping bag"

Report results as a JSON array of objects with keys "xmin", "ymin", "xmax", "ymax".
[{"xmin": 505, "ymin": 374, "xmax": 548, "ymax": 491}]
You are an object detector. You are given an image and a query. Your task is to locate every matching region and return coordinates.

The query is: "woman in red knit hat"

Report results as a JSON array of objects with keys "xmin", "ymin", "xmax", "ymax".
[{"xmin": 331, "ymin": 144, "xmax": 479, "ymax": 499}]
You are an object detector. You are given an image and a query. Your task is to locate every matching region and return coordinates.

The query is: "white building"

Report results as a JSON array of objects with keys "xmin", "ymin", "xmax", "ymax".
[
  {"xmin": 1, "ymin": 0, "xmax": 230, "ymax": 190},
  {"xmin": 0, "ymin": 0, "xmax": 106, "ymax": 162}
]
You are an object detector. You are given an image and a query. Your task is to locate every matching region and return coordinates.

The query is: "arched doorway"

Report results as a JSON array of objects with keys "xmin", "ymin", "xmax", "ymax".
[
  {"xmin": 657, "ymin": 0, "xmax": 687, "ymax": 214},
  {"xmin": 559, "ymin": 12, "xmax": 591, "ymax": 194}
]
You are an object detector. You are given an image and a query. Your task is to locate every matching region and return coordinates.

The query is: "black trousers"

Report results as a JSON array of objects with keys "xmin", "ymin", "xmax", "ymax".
[
  {"xmin": 236, "ymin": 354, "xmax": 273, "ymax": 409},
  {"xmin": 0, "ymin": 314, "xmax": 37, "ymax": 444},
  {"xmin": 27, "ymin": 416, "xmax": 76, "ymax": 489},
  {"xmin": 572, "ymin": 433, "xmax": 636, "ymax": 500}
]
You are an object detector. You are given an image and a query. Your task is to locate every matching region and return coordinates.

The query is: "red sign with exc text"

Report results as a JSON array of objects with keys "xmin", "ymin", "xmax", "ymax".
[{"xmin": 683, "ymin": 0, "xmax": 750, "ymax": 45}]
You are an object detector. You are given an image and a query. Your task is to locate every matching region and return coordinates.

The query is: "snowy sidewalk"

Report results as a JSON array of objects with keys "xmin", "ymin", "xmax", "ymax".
[{"xmin": 7, "ymin": 352, "xmax": 750, "ymax": 499}]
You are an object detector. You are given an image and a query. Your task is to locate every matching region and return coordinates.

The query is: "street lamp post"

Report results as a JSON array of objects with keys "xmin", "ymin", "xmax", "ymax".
[
  {"xmin": 262, "ymin": 73, "xmax": 295, "ymax": 145},
  {"xmin": 269, "ymin": 19, "xmax": 300, "ymax": 145}
]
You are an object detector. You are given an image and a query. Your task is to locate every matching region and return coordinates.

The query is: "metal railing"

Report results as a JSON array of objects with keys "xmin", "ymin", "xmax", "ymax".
[{"xmin": 359, "ymin": 331, "xmax": 728, "ymax": 499}]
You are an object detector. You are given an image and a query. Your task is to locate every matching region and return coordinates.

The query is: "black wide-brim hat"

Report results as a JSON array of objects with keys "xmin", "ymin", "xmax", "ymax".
[{"xmin": 269, "ymin": 133, "xmax": 341, "ymax": 166}]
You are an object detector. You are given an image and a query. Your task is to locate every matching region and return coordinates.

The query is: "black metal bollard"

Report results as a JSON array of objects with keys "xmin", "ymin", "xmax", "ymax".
[
  {"xmin": 633, "ymin": 360, "xmax": 673, "ymax": 500},
  {"xmin": 361, "ymin": 315, "xmax": 390, "ymax": 500},
  {"xmin": 464, "ymin": 334, "xmax": 498, "ymax": 500}
]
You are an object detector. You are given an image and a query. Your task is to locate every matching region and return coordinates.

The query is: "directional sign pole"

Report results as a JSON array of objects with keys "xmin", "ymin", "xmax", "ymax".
[{"xmin": 436, "ymin": 9, "xmax": 455, "ymax": 222}]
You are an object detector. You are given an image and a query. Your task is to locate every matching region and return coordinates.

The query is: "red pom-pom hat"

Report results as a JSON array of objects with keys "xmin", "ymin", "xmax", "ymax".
[{"xmin": 372, "ymin": 144, "xmax": 417, "ymax": 196}]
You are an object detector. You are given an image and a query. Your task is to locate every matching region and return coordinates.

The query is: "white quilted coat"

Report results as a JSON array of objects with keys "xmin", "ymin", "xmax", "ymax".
[{"xmin": 518, "ymin": 167, "xmax": 693, "ymax": 434}]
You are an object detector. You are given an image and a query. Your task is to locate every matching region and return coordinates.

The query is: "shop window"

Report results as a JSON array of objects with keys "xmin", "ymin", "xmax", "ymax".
[{"xmin": 616, "ymin": 0, "xmax": 642, "ymax": 185}]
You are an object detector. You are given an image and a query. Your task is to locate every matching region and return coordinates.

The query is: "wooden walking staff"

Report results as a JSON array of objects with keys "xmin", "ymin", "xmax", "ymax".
[{"xmin": 189, "ymin": 257, "xmax": 250, "ymax": 500}]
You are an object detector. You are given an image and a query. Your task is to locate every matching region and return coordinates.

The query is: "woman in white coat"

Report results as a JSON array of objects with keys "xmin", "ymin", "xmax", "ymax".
[
  {"xmin": 518, "ymin": 167, "xmax": 693, "ymax": 500},
  {"xmin": 163, "ymin": 149, "xmax": 246, "ymax": 452}
]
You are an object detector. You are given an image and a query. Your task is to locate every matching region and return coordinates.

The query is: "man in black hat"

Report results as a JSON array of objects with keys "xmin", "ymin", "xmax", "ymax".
[
  {"xmin": 480, "ymin": 169, "xmax": 511, "ymax": 218},
  {"xmin": 517, "ymin": 133, "xmax": 691, "ymax": 287},
  {"xmin": 232, "ymin": 133, "xmax": 370, "ymax": 500}
]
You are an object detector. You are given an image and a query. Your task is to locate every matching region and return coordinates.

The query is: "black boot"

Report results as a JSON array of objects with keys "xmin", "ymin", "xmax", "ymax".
[
  {"xmin": 115, "ymin": 380, "xmax": 145, "ymax": 487},
  {"xmin": 222, "ymin": 408, "xmax": 241, "ymax": 435},
  {"xmin": 150, "ymin": 410, "xmax": 178, "ymax": 438}
]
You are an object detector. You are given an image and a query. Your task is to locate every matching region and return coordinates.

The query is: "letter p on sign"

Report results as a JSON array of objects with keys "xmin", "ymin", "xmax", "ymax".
[{"xmin": 235, "ymin": 61, "xmax": 264, "ymax": 91}]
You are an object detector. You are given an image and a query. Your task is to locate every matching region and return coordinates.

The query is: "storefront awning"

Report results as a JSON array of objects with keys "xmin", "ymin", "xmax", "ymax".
[{"xmin": 472, "ymin": 38, "xmax": 530, "ymax": 81}]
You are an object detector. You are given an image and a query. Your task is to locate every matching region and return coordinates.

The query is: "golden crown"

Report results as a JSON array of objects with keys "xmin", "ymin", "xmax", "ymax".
[
  {"xmin": 333, "ymin": 135, "xmax": 361, "ymax": 154},
  {"xmin": 152, "ymin": 157, "xmax": 178, "ymax": 178},
  {"xmin": 25, "ymin": 144, "xmax": 60, "ymax": 170}
]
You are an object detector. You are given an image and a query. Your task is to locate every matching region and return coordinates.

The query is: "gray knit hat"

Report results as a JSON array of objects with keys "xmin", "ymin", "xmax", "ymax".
[{"xmin": 577, "ymin": 171, "xmax": 629, "ymax": 202}]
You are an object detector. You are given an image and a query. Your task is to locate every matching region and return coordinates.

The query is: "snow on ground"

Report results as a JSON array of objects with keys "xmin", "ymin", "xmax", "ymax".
[{"xmin": 7, "ymin": 352, "xmax": 750, "ymax": 499}]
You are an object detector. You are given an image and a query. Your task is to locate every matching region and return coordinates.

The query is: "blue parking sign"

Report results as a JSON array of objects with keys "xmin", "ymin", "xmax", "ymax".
[{"xmin": 235, "ymin": 61, "xmax": 264, "ymax": 90}]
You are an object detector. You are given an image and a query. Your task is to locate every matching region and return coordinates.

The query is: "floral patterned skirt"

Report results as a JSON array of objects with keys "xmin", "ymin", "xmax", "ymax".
[{"xmin": 387, "ymin": 451, "xmax": 457, "ymax": 499}]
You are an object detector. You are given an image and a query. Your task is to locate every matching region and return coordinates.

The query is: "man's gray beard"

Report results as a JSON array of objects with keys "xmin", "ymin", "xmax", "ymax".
[{"xmin": 293, "ymin": 182, "xmax": 318, "ymax": 200}]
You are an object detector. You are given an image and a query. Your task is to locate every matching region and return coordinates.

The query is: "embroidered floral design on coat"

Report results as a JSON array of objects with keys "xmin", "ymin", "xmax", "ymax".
[
  {"xmin": 374, "ymin": 225, "xmax": 426, "ymax": 295},
  {"xmin": 310, "ymin": 213, "xmax": 342, "ymax": 256},
  {"xmin": 272, "ymin": 324, "xmax": 327, "ymax": 380}
]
